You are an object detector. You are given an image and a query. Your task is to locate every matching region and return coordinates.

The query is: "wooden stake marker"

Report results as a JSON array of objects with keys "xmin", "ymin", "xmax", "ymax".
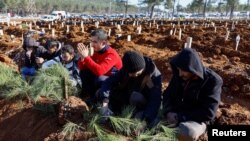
[
  {"xmin": 52, "ymin": 29, "xmax": 55, "ymax": 37},
  {"xmin": 225, "ymin": 31, "xmax": 230, "ymax": 41},
  {"xmin": 29, "ymin": 23, "xmax": 32, "ymax": 30},
  {"xmin": 170, "ymin": 29, "xmax": 173, "ymax": 35},
  {"xmin": 178, "ymin": 29, "xmax": 182, "ymax": 40},
  {"xmin": 173, "ymin": 28, "xmax": 176, "ymax": 36},
  {"xmin": 42, "ymin": 28, "xmax": 45, "ymax": 33},
  {"xmin": 187, "ymin": 37, "xmax": 192, "ymax": 48},
  {"xmin": 117, "ymin": 24, "xmax": 121, "ymax": 32},
  {"xmin": 108, "ymin": 29, "xmax": 111, "ymax": 37},
  {"xmin": 127, "ymin": 35, "xmax": 131, "ymax": 41},
  {"xmin": 235, "ymin": 35, "xmax": 240, "ymax": 51},
  {"xmin": 81, "ymin": 21, "xmax": 83, "ymax": 28},
  {"xmin": 184, "ymin": 43, "xmax": 188, "ymax": 48},
  {"xmin": 67, "ymin": 25, "xmax": 70, "ymax": 33},
  {"xmin": 0, "ymin": 29, "xmax": 3, "ymax": 36}
]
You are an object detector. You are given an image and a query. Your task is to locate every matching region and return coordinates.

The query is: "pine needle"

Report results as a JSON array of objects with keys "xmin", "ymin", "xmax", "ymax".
[
  {"xmin": 88, "ymin": 115, "xmax": 106, "ymax": 139},
  {"xmin": 30, "ymin": 64, "xmax": 78, "ymax": 103},
  {"xmin": 109, "ymin": 116, "xmax": 140, "ymax": 136},
  {"xmin": 121, "ymin": 106, "xmax": 135, "ymax": 118},
  {"xmin": 62, "ymin": 121, "xmax": 85, "ymax": 141},
  {"xmin": 161, "ymin": 125, "xmax": 178, "ymax": 140},
  {"xmin": 137, "ymin": 123, "xmax": 178, "ymax": 141},
  {"xmin": 101, "ymin": 134, "xmax": 127, "ymax": 141},
  {"xmin": 0, "ymin": 62, "xmax": 30, "ymax": 100}
]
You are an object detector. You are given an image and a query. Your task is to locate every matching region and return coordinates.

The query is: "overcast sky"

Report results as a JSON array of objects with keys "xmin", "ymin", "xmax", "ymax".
[{"xmin": 129, "ymin": 0, "xmax": 249, "ymax": 7}]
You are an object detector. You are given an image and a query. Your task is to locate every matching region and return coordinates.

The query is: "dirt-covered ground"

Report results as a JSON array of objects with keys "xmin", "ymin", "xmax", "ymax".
[{"xmin": 0, "ymin": 19, "xmax": 249, "ymax": 141}]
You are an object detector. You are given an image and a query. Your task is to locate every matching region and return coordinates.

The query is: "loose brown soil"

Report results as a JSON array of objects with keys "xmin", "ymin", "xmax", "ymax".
[{"xmin": 0, "ymin": 19, "xmax": 249, "ymax": 141}]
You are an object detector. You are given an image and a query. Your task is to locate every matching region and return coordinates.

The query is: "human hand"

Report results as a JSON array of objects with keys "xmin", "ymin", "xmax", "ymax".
[
  {"xmin": 166, "ymin": 112, "xmax": 178, "ymax": 125},
  {"xmin": 26, "ymin": 50, "xmax": 32, "ymax": 58},
  {"xmin": 36, "ymin": 57, "xmax": 44, "ymax": 64},
  {"xmin": 102, "ymin": 101, "xmax": 108, "ymax": 108},
  {"xmin": 77, "ymin": 43, "xmax": 89, "ymax": 59}
]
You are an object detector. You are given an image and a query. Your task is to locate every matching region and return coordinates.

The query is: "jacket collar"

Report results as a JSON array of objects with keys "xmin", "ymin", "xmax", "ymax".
[{"xmin": 97, "ymin": 45, "xmax": 109, "ymax": 54}]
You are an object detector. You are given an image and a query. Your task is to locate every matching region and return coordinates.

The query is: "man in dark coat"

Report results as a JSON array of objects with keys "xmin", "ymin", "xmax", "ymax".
[
  {"xmin": 97, "ymin": 51, "xmax": 162, "ymax": 128},
  {"xmin": 163, "ymin": 48, "xmax": 223, "ymax": 141}
]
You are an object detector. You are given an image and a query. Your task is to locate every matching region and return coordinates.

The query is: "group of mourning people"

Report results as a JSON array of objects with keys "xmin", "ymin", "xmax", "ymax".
[{"xmin": 21, "ymin": 29, "xmax": 223, "ymax": 141}]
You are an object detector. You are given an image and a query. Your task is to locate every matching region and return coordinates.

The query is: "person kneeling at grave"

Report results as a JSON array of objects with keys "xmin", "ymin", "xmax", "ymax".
[
  {"xmin": 21, "ymin": 37, "xmax": 42, "ymax": 80},
  {"xmin": 42, "ymin": 45, "xmax": 81, "ymax": 87},
  {"xmin": 36, "ymin": 40, "xmax": 62, "ymax": 67},
  {"xmin": 162, "ymin": 48, "xmax": 223, "ymax": 141},
  {"xmin": 97, "ymin": 51, "xmax": 162, "ymax": 128},
  {"xmin": 77, "ymin": 29, "xmax": 122, "ymax": 102}
]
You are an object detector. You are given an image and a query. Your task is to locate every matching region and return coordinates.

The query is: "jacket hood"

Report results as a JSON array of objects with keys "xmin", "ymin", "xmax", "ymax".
[{"xmin": 170, "ymin": 48, "xmax": 204, "ymax": 79}]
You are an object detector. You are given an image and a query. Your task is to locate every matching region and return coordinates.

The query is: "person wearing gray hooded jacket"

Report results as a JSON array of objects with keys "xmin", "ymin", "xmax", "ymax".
[{"xmin": 163, "ymin": 48, "xmax": 223, "ymax": 141}]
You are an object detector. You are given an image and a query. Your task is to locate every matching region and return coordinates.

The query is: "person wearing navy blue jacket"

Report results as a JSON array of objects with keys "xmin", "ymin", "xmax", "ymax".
[
  {"xmin": 97, "ymin": 51, "xmax": 162, "ymax": 128},
  {"xmin": 163, "ymin": 48, "xmax": 223, "ymax": 141}
]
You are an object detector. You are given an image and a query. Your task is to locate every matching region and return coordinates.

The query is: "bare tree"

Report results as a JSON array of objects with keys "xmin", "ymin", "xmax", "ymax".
[
  {"xmin": 142, "ymin": 0, "xmax": 164, "ymax": 18},
  {"xmin": 227, "ymin": 0, "xmax": 239, "ymax": 19},
  {"xmin": 26, "ymin": 0, "xmax": 36, "ymax": 14}
]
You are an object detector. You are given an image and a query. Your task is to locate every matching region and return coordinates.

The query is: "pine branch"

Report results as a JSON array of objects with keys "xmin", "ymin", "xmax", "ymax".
[
  {"xmin": 109, "ymin": 116, "xmax": 141, "ymax": 136},
  {"xmin": 62, "ymin": 121, "xmax": 85, "ymax": 141},
  {"xmin": 30, "ymin": 64, "xmax": 78, "ymax": 103},
  {"xmin": 0, "ymin": 62, "xmax": 30, "ymax": 100},
  {"xmin": 137, "ymin": 122, "xmax": 178, "ymax": 141},
  {"xmin": 88, "ymin": 115, "xmax": 106, "ymax": 139},
  {"xmin": 121, "ymin": 106, "xmax": 135, "ymax": 118}
]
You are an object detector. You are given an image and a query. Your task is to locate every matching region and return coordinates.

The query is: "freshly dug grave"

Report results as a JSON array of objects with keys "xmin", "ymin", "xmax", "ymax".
[{"xmin": 0, "ymin": 19, "xmax": 249, "ymax": 141}]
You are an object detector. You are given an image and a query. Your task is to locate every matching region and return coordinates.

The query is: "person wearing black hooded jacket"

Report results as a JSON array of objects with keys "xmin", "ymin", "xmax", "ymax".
[
  {"xmin": 163, "ymin": 48, "xmax": 223, "ymax": 141},
  {"xmin": 36, "ymin": 40, "xmax": 62, "ymax": 66},
  {"xmin": 97, "ymin": 51, "xmax": 162, "ymax": 128}
]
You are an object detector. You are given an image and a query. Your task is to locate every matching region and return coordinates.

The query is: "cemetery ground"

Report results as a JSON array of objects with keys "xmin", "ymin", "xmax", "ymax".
[{"xmin": 0, "ymin": 18, "xmax": 249, "ymax": 141}]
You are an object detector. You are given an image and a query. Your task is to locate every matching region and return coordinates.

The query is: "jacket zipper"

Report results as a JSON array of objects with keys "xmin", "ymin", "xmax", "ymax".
[{"xmin": 182, "ymin": 80, "xmax": 191, "ymax": 102}]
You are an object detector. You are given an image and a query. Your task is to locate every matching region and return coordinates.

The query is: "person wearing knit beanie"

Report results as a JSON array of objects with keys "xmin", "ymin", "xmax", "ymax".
[
  {"xmin": 97, "ymin": 50, "xmax": 162, "ymax": 131},
  {"xmin": 122, "ymin": 51, "xmax": 146, "ymax": 76}
]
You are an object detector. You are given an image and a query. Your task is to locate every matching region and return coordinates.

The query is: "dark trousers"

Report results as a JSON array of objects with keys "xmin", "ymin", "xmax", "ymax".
[
  {"xmin": 109, "ymin": 91, "xmax": 147, "ymax": 115},
  {"xmin": 80, "ymin": 69, "xmax": 108, "ymax": 98},
  {"xmin": 109, "ymin": 91, "xmax": 159, "ymax": 127}
]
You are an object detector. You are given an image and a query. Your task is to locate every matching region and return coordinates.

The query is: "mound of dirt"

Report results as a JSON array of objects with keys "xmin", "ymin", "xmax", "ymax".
[
  {"xmin": 0, "ymin": 99, "xmax": 61, "ymax": 141},
  {"xmin": 0, "ymin": 19, "xmax": 249, "ymax": 141}
]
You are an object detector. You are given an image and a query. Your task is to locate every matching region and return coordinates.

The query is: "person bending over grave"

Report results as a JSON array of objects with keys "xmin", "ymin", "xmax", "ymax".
[
  {"xmin": 36, "ymin": 40, "xmax": 62, "ymax": 66},
  {"xmin": 42, "ymin": 45, "xmax": 81, "ymax": 87},
  {"xmin": 162, "ymin": 48, "xmax": 223, "ymax": 141},
  {"xmin": 77, "ymin": 29, "xmax": 122, "ymax": 99},
  {"xmin": 97, "ymin": 51, "xmax": 162, "ymax": 128},
  {"xmin": 21, "ymin": 37, "xmax": 42, "ymax": 80}
]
